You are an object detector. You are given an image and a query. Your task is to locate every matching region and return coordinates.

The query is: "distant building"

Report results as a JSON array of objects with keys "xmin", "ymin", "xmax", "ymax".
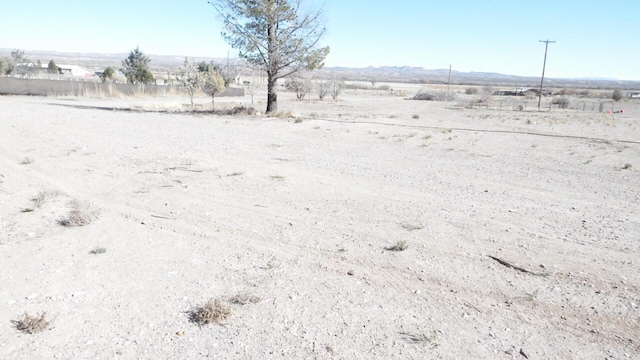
[{"xmin": 56, "ymin": 64, "xmax": 92, "ymax": 76}]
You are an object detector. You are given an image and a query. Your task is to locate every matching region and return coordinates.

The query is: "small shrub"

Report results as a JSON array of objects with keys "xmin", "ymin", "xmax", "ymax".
[
  {"xmin": 218, "ymin": 105, "xmax": 256, "ymax": 116},
  {"xmin": 411, "ymin": 114, "xmax": 420, "ymax": 119},
  {"xmin": 465, "ymin": 87, "xmax": 479, "ymax": 95},
  {"xmin": 385, "ymin": 240, "xmax": 409, "ymax": 251},
  {"xmin": 551, "ymin": 96, "xmax": 570, "ymax": 109},
  {"xmin": 188, "ymin": 299, "xmax": 231, "ymax": 326},
  {"xmin": 412, "ymin": 90, "xmax": 456, "ymax": 101},
  {"xmin": 12, "ymin": 312, "xmax": 52, "ymax": 334},
  {"xmin": 412, "ymin": 91, "xmax": 434, "ymax": 101},
  {"xmin": 612, "ymin": 89, "xmax": 623, "ymax": 102}
]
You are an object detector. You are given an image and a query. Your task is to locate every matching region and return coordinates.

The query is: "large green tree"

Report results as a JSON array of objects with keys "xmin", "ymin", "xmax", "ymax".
[
  {"xmin": 197, "ymin": 60, "xmax": 233, "ymax": 86},
  {"xmin": 121, "ymin": 47, "xmax": 155, "ymax": 84},
  {"xmin": 47, "ymin": 60, "xmax": 59, "ymax": 74},
  {"xmin": 203, "ymin": 67, "xmax": 226, "ymax": 109},
  {"xmin": 0, "ymin": 58, "xmax": 9, "ymax": 75},
  {"xmin": 209, "ymin": 0, "xmax": 329, "ymax": 113},
  {"xmin": 99, "ymin": 66, "xmax": 116, "ymax": 83}
]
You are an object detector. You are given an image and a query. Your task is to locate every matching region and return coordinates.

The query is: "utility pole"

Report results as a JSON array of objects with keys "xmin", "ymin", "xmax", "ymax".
[
  {"xmin": 447, "ymin": 64, "xmax": 452, "ymax": 93},
  {"xmin": 538, "ymin": 39, "xmax": 555, "ymax": 110}
]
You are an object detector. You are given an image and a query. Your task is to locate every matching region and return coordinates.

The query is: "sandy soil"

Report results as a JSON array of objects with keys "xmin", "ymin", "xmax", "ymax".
[{"xmin": 1, "ymin": 89, "xmax": 639, "ymax": 359}]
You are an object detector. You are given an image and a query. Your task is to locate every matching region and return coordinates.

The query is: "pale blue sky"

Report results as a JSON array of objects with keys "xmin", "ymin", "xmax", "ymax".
[{"xmin": 0, "ymin": 0, "xmax": 638, "ymax": 80}]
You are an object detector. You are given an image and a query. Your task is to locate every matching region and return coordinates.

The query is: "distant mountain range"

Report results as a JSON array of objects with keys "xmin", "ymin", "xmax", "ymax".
[
  {"xmin": 1, "ymin": 49, "xmax": 638, "ymax": 89},
  {"xmin": 319, "ymin": 66, "xmax": 640, "ymax": 89}
]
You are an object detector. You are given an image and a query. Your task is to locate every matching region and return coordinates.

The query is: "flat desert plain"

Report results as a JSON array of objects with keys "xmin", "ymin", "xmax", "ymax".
[{"xmin": 0, "ymin": 87, "xmax": 639, "ymax": 359}]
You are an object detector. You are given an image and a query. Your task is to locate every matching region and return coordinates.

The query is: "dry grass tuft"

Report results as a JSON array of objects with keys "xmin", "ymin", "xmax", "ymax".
[
  {"xmin": 217, "ymin": 105, "xmax": 257, "ymax": 116},
  {"xmin": 12, "ymin": 312, "xmax": 52, "ymax": 334},
  {"xmin": 226, "ymin": 293, "xmax": 262, "ymax": 305},
  {"xmin": 400, "ymin": 223, "xmax": 424, "ymax": 231},
  {"xmin": 57, "ymin": 201, "xmax": 99, "ymax": 227},
  {"xmin": 89, "ymin": 247, "xmax": 107, "ymax": 255},
  {"xmin": 31, "ymin": 190, "xmax": 62, "ymax": 208},
  {"xmin": 621, "ymin": 163, "xmax": 632, "ymax": 170},
  {"xmin": 32, "ymin": 192, "xmax": 48, "ymax": 208},
  {"xmin": 385, "ymin": 240, "xmax": 409, "ymax": 251},
  {"xmin": 401, "ymin": 331, "xmax": 439, "ymax": 347},
  {"xmin": 20, "ymin": 157, "xmax": 34, "ymax": 165},
  {"xmin": 272, "ymin": 110, "xmax": 295, "ymax": 119},
  {"xmin": 188, "ymin": 299, "xmax": 231, "ymax": 326}
]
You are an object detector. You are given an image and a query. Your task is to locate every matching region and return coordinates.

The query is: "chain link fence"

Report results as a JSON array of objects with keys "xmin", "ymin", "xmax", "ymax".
[{"xmin": 469, "ymin": 97, "xmax": 616, "ymax": 112}]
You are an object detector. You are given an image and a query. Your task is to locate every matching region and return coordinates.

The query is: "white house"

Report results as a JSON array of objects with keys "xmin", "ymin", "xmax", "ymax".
[{"xmin": 57, "ymin": 64, "xmax": 92, "ymax": 76}]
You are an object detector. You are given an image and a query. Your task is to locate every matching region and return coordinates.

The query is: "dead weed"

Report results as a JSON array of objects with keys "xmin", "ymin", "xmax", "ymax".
[
  {"xmin": 386, "ymin": 240, "xmax": 409, "ymax": 251},
  {"xmin": 12, "ymin": 312, "xmax": 52, "ymax": 334},
  {"xmin": 188, "ymin": 299, "xmax": 231, "ymax": 326},
  {"xmin": 226, "ymin": 293, "xmax": 262, "ymax": 305},
  {"xmin": 57, "ymin": 200, "xmax": 99, "ymax": 227}
]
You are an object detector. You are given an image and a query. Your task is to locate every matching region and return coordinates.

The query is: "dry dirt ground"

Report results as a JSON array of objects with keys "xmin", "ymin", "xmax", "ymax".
[{"xmin": 1, "ymin": 87, "xmax": 639, "ymax": 359}]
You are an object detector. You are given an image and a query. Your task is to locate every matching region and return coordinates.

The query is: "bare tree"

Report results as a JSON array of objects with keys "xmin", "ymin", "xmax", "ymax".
[
  {"xmin": 176, "ymin": 58, "xmax": 204, "ymax": 110},
  {"xmin": 11, "ymin": 49, "xmax": 26, "ymax": 63},
  {"xmin": 209, "ymin": 0, "xmax": 330, "ymax": 114},
  {"xmin": 244, "ymin": 80, "xmax": 257, "ymax": 105},
  {"xmin": 9, "ymin": 49, "xmax": 29, "ymax": 76},
  {"xmin": 330, "ymin": 79, "xmax": 344, "ymax": 101},
  {"xmin": 317, "ymin": 79, "xmax": 330, "ymax": 100},
  {"xmin": 286, "ymin": 75, "xmax": 310, "ymax": 100}
]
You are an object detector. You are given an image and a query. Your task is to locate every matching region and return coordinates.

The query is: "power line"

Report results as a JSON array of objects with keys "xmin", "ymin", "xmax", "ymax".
[{"xmin": 538, "ymin": 39, "xmax": 556, "ymax": 110}]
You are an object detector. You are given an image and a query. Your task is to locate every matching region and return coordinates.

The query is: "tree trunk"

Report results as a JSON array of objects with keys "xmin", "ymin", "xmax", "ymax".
[
  {"xmin": 266, "ymin": 77, "xmax": 277, "ymax": 113},
  {"xmin": 266, "ymin": 1, "xmax": 277, "ymax": 114}
]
